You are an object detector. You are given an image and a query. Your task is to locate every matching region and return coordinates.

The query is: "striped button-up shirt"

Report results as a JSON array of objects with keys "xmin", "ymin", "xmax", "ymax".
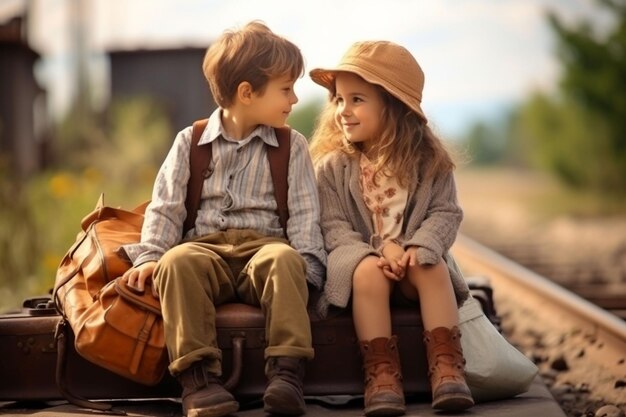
[{"xmin": 123, "ymin": 109, "xmax": 327, "ymax": 288}]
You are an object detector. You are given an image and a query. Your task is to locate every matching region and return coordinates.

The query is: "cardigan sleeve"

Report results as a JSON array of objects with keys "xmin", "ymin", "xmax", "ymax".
[
  {"xmin": 403, "ymin": 171, "xmax": 463, "ymax": 265},
  {"xmin": 318, "ymin": 163, "xmax": 372, "ymax": 254},
  {"xmin": 316, "ymin": 158, "xmax": 378, "ymax": 313}
]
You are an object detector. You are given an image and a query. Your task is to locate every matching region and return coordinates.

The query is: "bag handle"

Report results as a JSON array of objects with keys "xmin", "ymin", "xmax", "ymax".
[
  {"xmin": 223, "ymin": 333, "xmax": 246, "ymax": 391},
  {"xmin": 80, "ymin": 195, "xmax": 147, "ymax": 231},
  {"xmin": 55, "ymin": 320, "xmax": 126, "ymax": 415},
  {"xmin": 115, "ymin": 276, "xmax": 161, "ymax": 315}
]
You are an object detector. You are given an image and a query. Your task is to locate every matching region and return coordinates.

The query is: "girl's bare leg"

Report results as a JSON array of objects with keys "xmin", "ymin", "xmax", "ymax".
[
  {"xmin": 353, "ymin": 256, "xmax": 406, "ymax": 416},
  {"xmin": 400, "ymin": 259, "xmax": 473, "ymax": 410},
  {"xmin": 352, "ymin": 256, "xmax": 394, "ymax": 340},
  {"xmin": 399, "ymin": 259, "xmax": 458, "ymax": 331}
]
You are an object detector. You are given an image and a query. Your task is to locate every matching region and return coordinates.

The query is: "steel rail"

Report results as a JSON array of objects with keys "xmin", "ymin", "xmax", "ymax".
[
  {"xmin": 452, "ymin": 234, "xmax": 626, "ymax": 407},
  {"xmin": 453, "ymin": 234, "xmax": 626, "ymax": 337}
]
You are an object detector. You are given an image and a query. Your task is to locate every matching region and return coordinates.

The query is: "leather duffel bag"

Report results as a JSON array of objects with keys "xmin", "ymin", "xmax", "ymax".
[{"xmin": 53, "ymin": 196, "xmax": 168, "ymax": 386}]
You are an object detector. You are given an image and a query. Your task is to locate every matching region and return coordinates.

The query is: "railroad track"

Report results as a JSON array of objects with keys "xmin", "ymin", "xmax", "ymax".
[
  {"xmin": 465, "ymin": 234, "xmax": 626, "ymax": 320},
  {"xmin": 452, "ymin": 234, "xmax": 626, "ymax": 416},
  {"xmin": 569, "ymin": 284, "xmax": 626, "ymax": 320}
]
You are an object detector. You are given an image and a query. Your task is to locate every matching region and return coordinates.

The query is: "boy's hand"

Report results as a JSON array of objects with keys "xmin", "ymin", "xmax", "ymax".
[
  {"xmin": 123, "ymin": 261, "xmax": 158, "ymax": 298},
  {"xmin": 378, "ymin": 242, "xmax": 406, "ymax": 280}
]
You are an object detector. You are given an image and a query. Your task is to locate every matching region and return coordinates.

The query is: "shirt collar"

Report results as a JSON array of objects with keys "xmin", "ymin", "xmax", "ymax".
[{"xmin": 199, "ymin": 108, "xmax": 279, "ymax": 147}]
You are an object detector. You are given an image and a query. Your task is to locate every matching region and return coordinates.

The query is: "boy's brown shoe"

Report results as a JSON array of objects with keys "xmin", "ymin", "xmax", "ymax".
[
  {"xmin": 263, "ymin": 356, "xmax": 306, "ymax": 415},
  {"xmin": 177, "ymin": 361, "xmax": 239, "ymax": 417}
]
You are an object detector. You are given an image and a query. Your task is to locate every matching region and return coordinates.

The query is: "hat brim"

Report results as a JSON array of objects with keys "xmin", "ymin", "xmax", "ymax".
[
  {"xmin": 310, "ymin": 65, "xmax": 382, "ymax": 92},
  {"xmin": 309, "ymin": 68, "xmax": 340, "ymax": 92},
  {"xmin": 309, "ymin": 66, "xmax": 427, "ymax": 122}
]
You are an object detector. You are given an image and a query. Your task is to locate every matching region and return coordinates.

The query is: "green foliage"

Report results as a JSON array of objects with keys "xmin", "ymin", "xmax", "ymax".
[
  {"xmin": 0, "ymin": 171, "xmax": 41, "ymax": 310},
  {"xmin": 533, "ymin": 0, "xmax": 626, "ymax": 193},
  {"xmin": 463, "ymin": 121, "xmax": 508, "ymax": 165},
  {"xmin": 287, "ymin": 99, "xmax": 323, "ymax": 139},
  {"xmin": 504, "ymin": 1, "xmax": 626, "ymax": 193},
  {"xmin": 511, "ymin": 92, "xmax": 616, "ymax": 190},
  {"xmin": 92, "ymin": 97, "xmax": 172, "ymax": 191},
  {"xmin": 548, "ymin": 0, "xmax": 626, "ymax": 124},
  {"xmin": 0, "ymin": 98, "xmax": 170, "ymax": 312}
]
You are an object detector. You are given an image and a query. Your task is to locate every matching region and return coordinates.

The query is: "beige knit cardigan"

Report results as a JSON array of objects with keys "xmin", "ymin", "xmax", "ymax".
[{"xmin": 314, "ymin": 151, "xmax": 470, "ymax": 318}]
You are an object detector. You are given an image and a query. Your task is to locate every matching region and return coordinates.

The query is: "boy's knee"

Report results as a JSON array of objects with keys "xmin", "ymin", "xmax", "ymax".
[
  {"xmin": 260, "ymin": 245, "xmax": 307, "ymax": 293},
  {"xmin": 155, "ymin": 244, "xmax": 211, "ymax": 290},
  {"xmin": 158, "ymin": 244, "xmax": 192, "ymax": 269},
  {"xmin": 270, "ymin": 244, "xmax": 306, "ymax": 270}
]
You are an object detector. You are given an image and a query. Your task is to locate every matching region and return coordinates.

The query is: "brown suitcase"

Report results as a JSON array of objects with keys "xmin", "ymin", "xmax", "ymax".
[
  {"xmin": 0, "ymin": 297, "xmax": 179, "ymax": 402},
  {"xmin": 211, "ymin": 277, "xmax": 498, "ymax": 399},
  {"xmin": 0, "ymin": 280, "xmax": 497, "ymax": 403},
  {"xmin": 217, "ymin": 303, "xmax": 430, "ymax": 399}
]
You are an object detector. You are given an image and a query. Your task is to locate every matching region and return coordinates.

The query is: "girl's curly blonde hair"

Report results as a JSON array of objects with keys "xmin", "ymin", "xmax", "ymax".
[{"xmin": 309, "ymin": 83, "xmax": 455, "ymax": 187}]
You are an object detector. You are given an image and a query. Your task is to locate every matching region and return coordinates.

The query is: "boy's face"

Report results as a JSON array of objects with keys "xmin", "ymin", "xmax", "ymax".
[
  {"xmin": 250, "ymin": 75, "xmax": 299, "ymax": 128},
  {"xmin": 333, "ymin": 72, "xmax": 384, "ymax": 153}
]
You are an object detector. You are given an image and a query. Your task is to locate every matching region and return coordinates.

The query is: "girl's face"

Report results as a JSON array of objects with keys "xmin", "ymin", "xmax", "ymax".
[{"xmin": 334, "ymin": 72, "xmax": 384, "ymax": 152}]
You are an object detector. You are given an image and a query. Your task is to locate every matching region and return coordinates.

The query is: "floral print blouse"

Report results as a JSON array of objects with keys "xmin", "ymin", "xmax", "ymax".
[{"xmin": 359, "ymin": 154, "xmax": 408, "ymax": 249}]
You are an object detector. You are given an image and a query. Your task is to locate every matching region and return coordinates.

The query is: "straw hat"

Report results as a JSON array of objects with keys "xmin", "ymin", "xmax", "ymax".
[{"xmin": 310, "ymin": 40, "xmax": 427, "ymax": 122}]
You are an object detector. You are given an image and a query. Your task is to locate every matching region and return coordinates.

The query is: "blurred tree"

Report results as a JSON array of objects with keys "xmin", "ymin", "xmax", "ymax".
[
  {"xmin": 0, "ymin": 170, "xmax": 39, "ymax": 309},
  {"xmin": 96, "ymin": 97, "xmax": 172, "ymax": 193},
  {"xmin": 53, "ymin": 97, "xmax": 171, "ymax": 192},
  {"xmin": 511, "ymin": 92, "xmax": 612, "ymax": 189},
  {"xmin": 514, "ymin": 0, "xmax": 626, "ymax": 193},
  {"xmin": 463, "ymin": 120, "xmax": 508, "ymax": 165},
  {"xmin": 0, "ymin": 97, "xmax": 172, "ymax": 312},
  {"xmin": 287, "ymin": 99, "xmax": 323, "ymax": 140}
]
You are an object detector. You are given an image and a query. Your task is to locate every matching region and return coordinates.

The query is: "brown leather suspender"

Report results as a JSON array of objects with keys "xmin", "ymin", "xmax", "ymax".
[{"xmin": 185, "ymin": 119, "xmax": 291, "ymax": 237}]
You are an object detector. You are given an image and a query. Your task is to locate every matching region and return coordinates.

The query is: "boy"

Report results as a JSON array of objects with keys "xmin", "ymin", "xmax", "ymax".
[{"xmin": 122, "ymin": 21, "xmax": 326, "ymax": 417}]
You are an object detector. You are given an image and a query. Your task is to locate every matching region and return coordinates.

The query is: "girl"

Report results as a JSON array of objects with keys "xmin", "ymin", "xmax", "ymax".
[{"xmin": 309, "ymin": 41, "xmax": 474, "ymax": 416}]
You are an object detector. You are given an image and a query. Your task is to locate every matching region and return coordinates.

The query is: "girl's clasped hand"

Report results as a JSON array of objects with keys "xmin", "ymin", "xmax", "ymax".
[{"xmin": 377, "ymin": 244, "xmax": 419, "ymax": 281}]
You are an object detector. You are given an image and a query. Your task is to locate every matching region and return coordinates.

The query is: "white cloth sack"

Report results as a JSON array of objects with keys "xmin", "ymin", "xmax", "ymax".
[{"xmin": 459, "ymin": 297, "xmax": 539, "ymax": 402}]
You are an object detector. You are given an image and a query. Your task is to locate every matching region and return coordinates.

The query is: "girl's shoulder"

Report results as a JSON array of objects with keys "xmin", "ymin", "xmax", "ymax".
[
  {"xmin": 318, "ymin": 150, "xmax": 354, "ymax": 168},
  {"xmin": 315, "ymin": 152, "xmax": 363, "ymax": 190},
  {"xmin": 315, "ymin": 151, "xmax": 357, "ymax": 178}
]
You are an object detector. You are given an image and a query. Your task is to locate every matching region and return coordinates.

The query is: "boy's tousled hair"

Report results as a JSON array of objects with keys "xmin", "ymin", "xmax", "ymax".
[
  {"xmin": 309, "ymin": 82, "xmax": 455, "ymax": 187},
  {"xmin": 203, "ymin": 21, "xmax": 304, "ymax": 108}
]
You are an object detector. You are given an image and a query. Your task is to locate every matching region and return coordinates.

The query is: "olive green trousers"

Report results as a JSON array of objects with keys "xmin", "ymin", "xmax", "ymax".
[{"xmin": 154, "ymin": 229, "xmax": 313, "ymax": 376}]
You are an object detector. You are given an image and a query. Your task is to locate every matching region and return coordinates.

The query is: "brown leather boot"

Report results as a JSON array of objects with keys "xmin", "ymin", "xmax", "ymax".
[
  {"xmin": 423, "ymin": 326, "xmax": 474, "ymax": 411},
  {"xmin": 177, "ymin": 360, "xmax": 239, "ymax": 417},
  {"xmin": 359, "ymin": 336, "xmax": 406, "ymax": 417},
  {"xmin": 263, "ymin": 356, "xmax": 307, "ymax": 415}
]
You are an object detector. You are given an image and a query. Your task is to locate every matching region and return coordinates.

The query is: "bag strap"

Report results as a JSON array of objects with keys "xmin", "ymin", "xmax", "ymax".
[
  {"xmin": 268, "ymin": 127, "xmax": 291, "ymax": 238},
  {"xmin": 182, "ymin": 120, "xmax": 291, "ymax": 238},
  {"xmin": 183, "ymin": 119, "xmax": 211, "ymax": 235},
  {"xmin": 55, "ymin": 320, "xmax": 126, "ymax": 415}
]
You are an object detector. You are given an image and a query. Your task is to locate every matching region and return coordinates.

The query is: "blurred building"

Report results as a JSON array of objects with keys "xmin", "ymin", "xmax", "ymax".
[
  {"xmin": 1, "ymin": 10, "xmax": 215, "ymax": 178},
  {"xmin": 108, "ymin": 47, "xmax": 216, "ymax": 133},
  {"xmin": 0, "ymin": 16, "xmax": 48, "ymax": 178}
]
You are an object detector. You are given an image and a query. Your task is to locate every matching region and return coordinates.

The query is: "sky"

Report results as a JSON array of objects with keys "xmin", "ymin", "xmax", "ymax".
[{"xmin": 0, "ymin": 0, "xmax": 609, "ymax": 138}]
